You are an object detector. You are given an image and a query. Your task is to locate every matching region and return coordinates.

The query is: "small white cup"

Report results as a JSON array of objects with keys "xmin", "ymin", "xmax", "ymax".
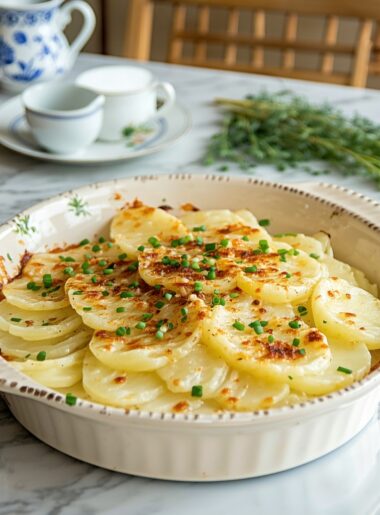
[
  {"xmin": 76, "ymin": 66, "xmax": 176, "ymax": 142},
  {"xmin": 22, "ymin": 83, "xmax": 105, "ymax": 154}
]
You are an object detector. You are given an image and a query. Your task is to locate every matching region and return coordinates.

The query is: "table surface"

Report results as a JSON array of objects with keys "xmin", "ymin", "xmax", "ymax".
[{"xmin": 1, "ymin": 53, "xmax": 380, "ymax": 515}]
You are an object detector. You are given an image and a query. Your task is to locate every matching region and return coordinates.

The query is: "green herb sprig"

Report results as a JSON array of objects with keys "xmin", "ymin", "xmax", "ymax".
[{"xmin": 204, "ymin": 91, "xmax": 380, "ymax": 187}]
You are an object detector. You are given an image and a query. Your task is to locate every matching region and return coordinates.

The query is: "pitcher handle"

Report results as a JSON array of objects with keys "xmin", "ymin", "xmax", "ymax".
[{"xmin": 59, "ymin": 0, "xmax": 96, "ymax": 66}]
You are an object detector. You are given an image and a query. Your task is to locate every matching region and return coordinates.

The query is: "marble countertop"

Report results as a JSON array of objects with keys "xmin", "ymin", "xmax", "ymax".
[{"xmin": 1, "ymin": 53, "xmax": 380, "ymax": 515}]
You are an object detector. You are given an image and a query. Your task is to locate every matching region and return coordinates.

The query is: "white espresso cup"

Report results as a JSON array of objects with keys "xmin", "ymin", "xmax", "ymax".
[{"xmin": 76, "ymin": 65, "xmax": 176, "ymax": 142}]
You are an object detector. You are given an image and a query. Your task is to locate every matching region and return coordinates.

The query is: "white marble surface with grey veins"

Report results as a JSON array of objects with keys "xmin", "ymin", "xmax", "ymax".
[{"xmin": 1, "ymin": 54, "xmax": 380, "ymax": 515}]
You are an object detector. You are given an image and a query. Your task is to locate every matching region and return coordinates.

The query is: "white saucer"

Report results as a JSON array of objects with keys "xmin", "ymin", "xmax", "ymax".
[{"xmin": 0, "ymin": 96, "xmax": 191, "ymax": 164}]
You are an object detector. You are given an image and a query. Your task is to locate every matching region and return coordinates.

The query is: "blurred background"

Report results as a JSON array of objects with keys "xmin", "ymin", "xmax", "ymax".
[{"xmin": 67, "ymin": 0, "xmax": 380, "ymax": 89}]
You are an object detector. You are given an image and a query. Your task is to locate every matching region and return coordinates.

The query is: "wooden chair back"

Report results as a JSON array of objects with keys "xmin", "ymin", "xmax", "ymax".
[{"xmin": 124, "ymin": 0, "xmax": 379, "ymax": 87}]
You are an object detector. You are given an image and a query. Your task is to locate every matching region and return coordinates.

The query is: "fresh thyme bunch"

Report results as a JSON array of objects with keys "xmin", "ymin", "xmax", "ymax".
[{"xmin": 204, "ymin": 91, "xmax": 380, "ymax": 187}]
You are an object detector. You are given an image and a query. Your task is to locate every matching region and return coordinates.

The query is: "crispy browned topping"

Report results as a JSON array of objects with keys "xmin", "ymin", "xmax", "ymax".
[
  {"xmin": 181, "ymin": 202, "xmax": 199, "ymax": 212},
  {"xmin": 172, "ymin": 401, "xmax": 189, "ymax": 413}
]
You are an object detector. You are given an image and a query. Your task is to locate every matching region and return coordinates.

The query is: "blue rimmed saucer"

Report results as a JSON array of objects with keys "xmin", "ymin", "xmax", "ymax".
[{"xmin": 0, "ymin": 96, "xmax": 191, "ymax": 164}]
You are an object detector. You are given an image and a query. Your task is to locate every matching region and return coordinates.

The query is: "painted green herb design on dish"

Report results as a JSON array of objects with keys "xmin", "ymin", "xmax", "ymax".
[
  {"xmin": 14, "ymin": 215, "xmax": 36, "ymax": 236},
  {"xmin": 68, "ymin": 196, "xmax": 90, "ymax": 217},
  {"xmin": 204, "ymin": 91, "xmax": 380, "ymax": 187},
  {"xmin": 122, "ymin": 125, "xmax": 154, "ymax": 148}
]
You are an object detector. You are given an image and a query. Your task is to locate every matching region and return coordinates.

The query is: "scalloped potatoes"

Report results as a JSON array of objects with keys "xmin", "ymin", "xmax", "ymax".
[{"xmin": 1, "ymin": 203, "xmax": 379, "ymax": 414}]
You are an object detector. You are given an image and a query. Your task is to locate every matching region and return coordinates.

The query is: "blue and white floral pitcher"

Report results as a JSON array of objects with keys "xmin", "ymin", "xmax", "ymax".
[{"xmin": 0, "ymin": 0, "xmax": 95, "ymax": 91}]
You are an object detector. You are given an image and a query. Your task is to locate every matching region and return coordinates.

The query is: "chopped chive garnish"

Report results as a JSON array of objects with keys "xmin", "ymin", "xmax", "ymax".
[
  {"xmin": 129, "ymin": 281, "xmax": 139, "ymax": 288},
  {"xmin": 194, "ymin": 281, "xmax": 203, "ymax": 292},
  {"xmin": 27, "ymin": 281, "xmax": 41, "ymax": 291},
  {"xmin": 298, "ymin": 348, "xmax": 306, "ymax": 356},
  {"xmin": 195, "ymin": 237, "xmax": 203, "ymax": 245},
  {"xmin": 232, "ymin": 321, "xmax": 245, "ymax": 331},
  {"xmin": 83, "ymin": 307, "xmax": 92, "ymax": 311},
  {"xmin": 103, "ymin": 268, "xmax": 114, "ymax": 275},
  {"xmin": 288, "ymin": 376, "xmax": 293, "ymax": 380},
  {"xmin": 118, "ymin": 253, "xmax": 128, "ymax": 260},
  {"xmin": 191, "ymin": 262, "xmax": 201, "ymax": 271},
  {"xmin": 242, "ymin": 235, "xmax": 249, "ymax": 241},
  {"xmin": 259, "ymin": 240, "xmax": 270, "ymax": 253},
  {"xmin": 337, "ymin": 366, "xmax": 352, "ymax": 374},
  {"xmin": 73, "ymin": 290, "xmax": 83, "ymax": 295},
  {"xmin": 135, "ymin": 321, "xmax": 146, "ymax": 329},
  {"xmin": 155, "ymin": 301, "xmax": 165, "ymax": 309},
  {"xmin": 292, "ymin": 338, "xmax": 300, "ymax": 347},
  {"xmin": 63, "ymin": 267, "xmax": 75, "ymax": 276},
  {"xmin": 91, "ymin": 276, "xmax": 98, "ymax": 284},
  {"xmin": 154, "ymin": 284, "xmax": 163, "ymax": 290},
  {"xmin": 25, "ymin": 353, "xmax": 31, "ymax": 359},
  {"xmin": 164, "ymin": 293, "xmax": 173, "ymax": 301},
  {"xmin": 137, "ymin": 245, "xmax": 145, "ymax": 252},
  {"xmin": 36, "ymin": 351, "xmax": 46, "ymax": 361},
  {"xmin": 116, "ymin": 326, "xmax": 127, "ymax": 336},
  {"xmin": 92, "ymin": 244, "xmax": 101, "ymax": 252},
  {"xmin": 148, "ymin": 236, "xmax": 161, "ymax": 248},
  {"xmin": 98, "ymin": 260, "xmax": 107, "ymax": 267},
  {"xmin": 181, "ymin": 307, "xmax": 188, "ymax": 317},
  {"xmin": 205, "ymin": 243, "xmax": 216, "ymax": 252},
  {"xmin": 207, "ymin": 268, "xmax": 216, "ymax": 280},
  {"xmin": 107, "ymin": 242, "xmax": 113, "ymax": 248},
  {"xmin": 191, "ymin": 385, "xmax": 203, "ymax": 397},
  {"xmin": 59, "ymin": 255, "xmax": 75, "ymax": 262},
  {"xmin": 79, "ymin": 238, "xmax": 90, "ymax": 246},
  {"xmin": 102, "ymin": 290, "xmax": 110, "ymax": 297},
  {"xmin": 82, "ymin": 261, "xmax": 91, "ymax": 270},
  {"xmin": 289, "ymin": 320, "xmax": 301, "ymax": 329},
  {"xmin": 141, "ymin": 313, "xmax": 153, "ymax": 321},
  {"xmin": 10, "ymin": 317, "xmax": 21, "ymax": 322},
  {"xmin": 229, "ymin": 292, "xmax": 239, "ymax": 298},
  {"xmin": 155, "ymin": 330, "xmax": 164, "ymax": 340},
  {"xmin": 249, "ymin": 320, "xmax": 264, "ymax": 334},
  {"xmin": 285, "ymin": 272, "xmax": 292, "ymax": 279},
  {"xmin": 220, "ymin": 239, "xmax": 229, "ymax": 247},
  {"xmin": 120, "ymin": 291, "xmax": 134, "ymax": 298},
  {"xmin": 127, "ymin": 262, "xmax": 138, "ymax": 272},
  {"xmin": 258, "ymin": 219, "xmax": 270, "ymax": 227},
  {"xmin": 98, "ymin": 236, "xmax": 106, "ymax": 243},
  {"xmin": 43, "ymin": 274, "xmax": 53, "ymax": 288},
  {"xmin": 309, "ymin": 253, "xmax": 320, "ymax": 260},
  {"xmin": 268, "ymin": 335, "xmax": 275, "ymax": 343},
  {"xmin": 244, "ymin": 265, "xmax": 257, "ymax": 273},
  {"xmin": 6, "ymin": 253, "xmax": 12, "ymax": 261},
  {"xmin": 297, "ymin": 306, "xmax": 307, "ymax": 314},
  {"xmin": 116, "ymin": 307, "xmax": 125, "ymax": 313},
  {"xmin": 65, "ymin": 393, "xmax": 77, "ymax": 406},
  {"xmin": 193, "ymin": 225, "xmax": 206, "ymax": 232}
]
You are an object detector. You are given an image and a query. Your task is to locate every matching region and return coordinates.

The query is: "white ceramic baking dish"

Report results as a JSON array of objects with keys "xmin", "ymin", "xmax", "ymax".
[{"xmin": 0, "ymin": 175, "xmax": 379, "ymax": 481}]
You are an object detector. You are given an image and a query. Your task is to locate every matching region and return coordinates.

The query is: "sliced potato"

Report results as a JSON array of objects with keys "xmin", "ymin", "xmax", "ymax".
[
  {"xmin": 215, "ymin": 369, "xmax": 289, "ymax": 411},
  {"xmin": 55, "ymin": 381, "xmax": 91, "ymax": 401},
  {"xmin": 157, "ymin": 343, "xmax": 228, "ymax": 398},
  {"xmin": 203, "ymin": 294, "xmax": 331, "ymax": 382},
  {"xmin": 139, "ymin": 389, "xmax": 203, "ymax": 413},
  {"xmin": 89, "ymin": 296, "xmax": 206, "ymax": 371},
  {"xmin": 237, "ymin": 246, "xmax": 324, "ymax": 304},
  {"xmin": 351, "ymin": 267, "xmax": 378, "ymax": 297},
  {"xmin": 0, "ymin": 327, "xmax": 91, "ymax": 360},
  {"xmin": 312, "ymin": 277, "xmax": 380, "ymax": 349},
  {"xmin": 181, "ymin": 209, "xmax": 270, "ymax": 244},
  {"xmin": 82, "ymin": 350, "xmax": 164, "ymax": 408},
  {"xmin": 111, "ymin": 203, "xmax": 189, "ymax": 258},
  {"xmin": 138, "ymin": 246, "xmax": 238, "ymax": 294},
  {"xmin": 273, "ymin": 233, "xmax": 324, "ymax": 257},
  {"xmin": 11, "ymin": 348, "xmax": 85, "ymax": 388},
  {"xmin": 66, "ymin": 262, "xmax": 140, "ymax": 331},
  {"xmin": 0, "ymin": 301, "xmax": 82, "ymax": 341},
  {"xmin": 321, "ymin": 255, "xmax": 357, "ymax": 284},
  {"xmin": 3, "ymin": 241, "xmax": 122, "ymax": 311},
  {"xmin": 290, "ymin": 340, "xmax": 371, "ymax": 395},
  {"xmin": 312, "ymin": 231, "xmax": 334, "ymax": 257}
]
